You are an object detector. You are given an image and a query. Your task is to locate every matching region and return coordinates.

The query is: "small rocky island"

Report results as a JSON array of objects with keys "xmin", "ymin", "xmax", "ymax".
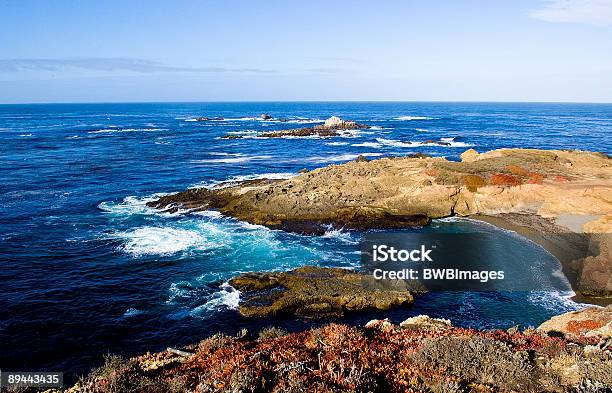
[{"xmin": 222, "ymin": 116, "xmax": 370, "ymax": 139}]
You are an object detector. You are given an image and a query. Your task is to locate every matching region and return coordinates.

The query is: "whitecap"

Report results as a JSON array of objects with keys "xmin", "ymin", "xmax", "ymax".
[
  {"xmin": 191, "ymin": 155, "xmax": 273, "ymax": 164},
  {"xmin": 351, "ymin": 142, "xmax": 383, "ymax": 148},
  {"xmin": 395, "ymin": 116, "xmax": 434, "ymax": 121},
  {"xmin": 415, "ymin": 128, "xmax": 430, "ymax": 132},
  {"xmin": 377, "ymin": 137, "xmax": 473, "ymax": 148},
  {"xmin": 117, "ymin": 226, "xmax": 210, "ymax": 256},
  {"xmin": 326, "ymin": 141, "xmax": 349, "ymax": 146},
  {"xmin": 20, "ymin": 133, "xmax": 33, "ymax": 137},
  {"xmin": 123, "ymin": 308, "xmax": 144, "ymax": 317},
  {"xmin": 88, "ymin": 128, "xmax": 167, "ymax": 134}
]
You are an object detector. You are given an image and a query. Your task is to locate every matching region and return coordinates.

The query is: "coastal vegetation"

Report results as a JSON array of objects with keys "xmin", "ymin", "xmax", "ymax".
[{"xmin": 67, "ymin": 308, "xmax": 612, "ymax": 392}]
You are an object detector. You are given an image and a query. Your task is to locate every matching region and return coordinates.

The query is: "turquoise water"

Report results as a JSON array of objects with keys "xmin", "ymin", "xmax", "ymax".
[{"xmin": 1, "ymin": 102, "xmax": 610, "ymax": 378}]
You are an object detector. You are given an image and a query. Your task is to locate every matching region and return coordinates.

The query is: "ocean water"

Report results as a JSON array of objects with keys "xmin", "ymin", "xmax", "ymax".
[{"xmin": 1, "ymin": 102, "xmax": 611, "ymax": 378}]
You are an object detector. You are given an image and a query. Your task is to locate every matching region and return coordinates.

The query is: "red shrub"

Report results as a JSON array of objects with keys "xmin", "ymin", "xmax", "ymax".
[{"xmin": 490, "ymin": 173, "xmax": 522, "ymax": 186}]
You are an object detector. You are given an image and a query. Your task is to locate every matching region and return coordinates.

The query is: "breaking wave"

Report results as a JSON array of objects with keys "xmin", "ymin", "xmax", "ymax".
[{"xmin": 116, "ymin": 226, "xmax": 210, "ymax": 257}]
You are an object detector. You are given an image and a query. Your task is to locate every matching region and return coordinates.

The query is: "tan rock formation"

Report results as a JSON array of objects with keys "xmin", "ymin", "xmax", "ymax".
[
  {"xmin": 149, "ymin": 148, "xmax": 612, "ymax": 297},
  {"xmin": 539, "ymin": 305, "xmax": 612, "ymax": 338}
]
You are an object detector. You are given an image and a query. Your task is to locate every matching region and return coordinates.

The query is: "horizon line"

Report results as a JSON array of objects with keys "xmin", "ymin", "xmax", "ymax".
[{"xmin": 1, "ymin": 99, "xmax": 612, "ymax": 105}]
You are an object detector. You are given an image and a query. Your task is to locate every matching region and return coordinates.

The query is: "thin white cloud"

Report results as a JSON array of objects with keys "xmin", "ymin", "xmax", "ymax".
[
  {"xmin": 529, "ymin": 0, "xmax": 612, "ymax": 26},
  {"xmin": 0, "ymin": 58, "xmax": 276, "ymax": 74}
]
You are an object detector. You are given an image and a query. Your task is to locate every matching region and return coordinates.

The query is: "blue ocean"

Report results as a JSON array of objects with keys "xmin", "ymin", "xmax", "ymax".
[{"xmin": 1, "ymin": 102, "xmax": 611, "ymax": 378}]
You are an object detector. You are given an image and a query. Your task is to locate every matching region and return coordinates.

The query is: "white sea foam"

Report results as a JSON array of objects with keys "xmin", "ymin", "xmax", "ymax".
[
  {"xmin": 377, "ymin": 137, "xmax": 474, "ymax": 148},
  {"xmin": 88, "ymin": 128, "xmax": 167, "ymax": 134},
  {"xmin": 192, "ymin": 210, "xmax": 224, "ymax": 219},
  {"xmin": 351, "ymin": 142, "xmax": 383, "ymax": 148},
  {"xmin": 191, "ymin": 155, "xmax": 273, "ymax": 164},
  {"xmin": 326, "ymin": 141, "xmax": 349, "ymax": 146},
  {"xmin": 321, "ymin": 228, "xmax": 359, "ymax": 244},
  {"xmin": 197, "ymin": 172, "xmax": 296, "ymax": 189},
  {"xmin": 117, "ymin": 226, "xmax": 210, "ymax": 256},
  {"xmin": 98, "ymin": 193, "xmax": 181, "ymax": 217},
  {"xmin": 526, "ymin": 291, "xmax": 586, "ymax": 314},
  {"xmin": 395, "ymin": 116, "xmax": 434, "ymax": 121},
  {"xmin": 190, "ymin": 283, "xmax": 240, "ymax": 315},
  {"xmin": 415, "ymin": 128, "xmax": 430, "ymax": 132}
]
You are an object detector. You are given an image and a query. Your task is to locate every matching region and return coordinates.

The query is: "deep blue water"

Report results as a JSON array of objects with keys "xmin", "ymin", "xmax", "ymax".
[{"xmin": 1, "ymin": 102, "xmax": 611, "ymax": 379}]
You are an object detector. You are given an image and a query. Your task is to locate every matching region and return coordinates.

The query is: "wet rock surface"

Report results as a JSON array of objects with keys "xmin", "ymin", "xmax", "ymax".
[{"xmin": 229, "ymin": 266, "xmax": 415, "ymax": 318}]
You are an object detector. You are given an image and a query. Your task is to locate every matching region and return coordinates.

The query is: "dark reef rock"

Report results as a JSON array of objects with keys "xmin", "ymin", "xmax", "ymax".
[
  {"xmin": 222, "ymin": 116, "xmax": 370, "ymax": 139},
  {"xmin": 194, "ymin": 116, "xmax": 224, "ymax": 122},
  {"xmin": 229, "ymin": 266, "xmax": 415, "ymax": 318},
  {"xmin": 259, "ymin": 113, "xmax": 272, "ymax": 120}
]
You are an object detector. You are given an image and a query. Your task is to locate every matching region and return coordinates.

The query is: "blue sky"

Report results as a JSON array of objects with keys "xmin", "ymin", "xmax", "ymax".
[{"xmin": 1, "ymin": 0, "xmax": 611, "ymax": 103}]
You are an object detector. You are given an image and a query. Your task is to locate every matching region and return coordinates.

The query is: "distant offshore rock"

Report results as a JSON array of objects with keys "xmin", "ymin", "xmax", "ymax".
[
  {"xmin": 194, "ymin": 116, "xmax": 223, "ymax": 121},
  {"xmin": 222, "ymin": 116, "xmax": 369, "ymax": 139}
]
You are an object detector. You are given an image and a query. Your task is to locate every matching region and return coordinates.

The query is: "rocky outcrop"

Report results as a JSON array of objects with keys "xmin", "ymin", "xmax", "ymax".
[
  {"xmin": 148, "ymin": 148, "xmax": 611, "ymax": 231},
  {"xmin": 539, "ymin": 305, "xmax": 612, "ymax": 338},
  {"xmin": 229, "ymin": 266, "xmax": 414, "ymax": 318},
  {"xmin": 222, "ymin": 116, "xmax": 370, "ymax": 139},
  {"xmin": 399, "ymin": 315, "xmax": 452, "ymax": 331},
  {"xmin": 260, "ymin": 113, "xmax": 272, "ymax": 120},
  {"xmin": 148, "ymin": 148, "xmax": 612, "ymax": 297}
]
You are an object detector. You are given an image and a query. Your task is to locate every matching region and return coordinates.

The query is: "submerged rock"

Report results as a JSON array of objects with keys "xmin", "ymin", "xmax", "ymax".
[{"xmin": 229, "ymin": 266, "xmax": 414, "ymax": 318}]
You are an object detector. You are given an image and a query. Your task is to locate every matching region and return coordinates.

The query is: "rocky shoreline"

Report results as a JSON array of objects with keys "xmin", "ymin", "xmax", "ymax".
[
  {"xmin": 148, "ymin": 148, "xmax": 611, "ymax": 299},
  {"xmin": 60, "ymin": 148, "xmax": 612, "ymax": 392}
]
